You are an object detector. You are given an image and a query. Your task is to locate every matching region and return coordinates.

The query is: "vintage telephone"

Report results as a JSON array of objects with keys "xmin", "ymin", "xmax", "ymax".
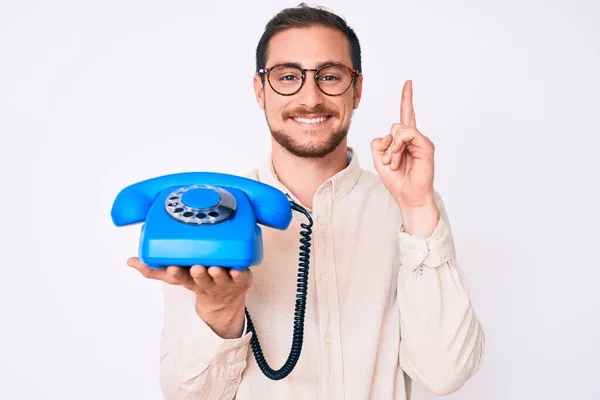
[{"xmin": 110, "ymin": 171, "xmax": 313, "ymax": 380}]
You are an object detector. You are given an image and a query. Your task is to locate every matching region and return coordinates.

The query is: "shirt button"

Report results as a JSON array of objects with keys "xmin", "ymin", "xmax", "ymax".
[
  {"xmin": 322, "ymin": 274, "xmax": 329, "ymax": 282},
  {"xmin": 326, "ymin": 335, "xmax": 333, "ymax": 344}
]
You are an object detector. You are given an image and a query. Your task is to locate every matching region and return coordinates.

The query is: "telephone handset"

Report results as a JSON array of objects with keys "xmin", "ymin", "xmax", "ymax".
[{"xmin": 111, "ymin": 171, "xmax": 313, "ymax": 380}]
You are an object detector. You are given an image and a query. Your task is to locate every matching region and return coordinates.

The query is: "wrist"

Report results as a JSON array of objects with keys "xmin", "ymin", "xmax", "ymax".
[
  {"xmin": 398, "ymin": 201, "xmax": 440, "ymax": 237},
  {"xmin": 195, "ymin": 298, "xmax": 246, "ymax": 339}
]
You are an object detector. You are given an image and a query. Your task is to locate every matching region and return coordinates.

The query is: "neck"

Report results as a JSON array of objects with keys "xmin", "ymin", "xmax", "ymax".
[{"xmin": 270, "ymin": 140, "xmax": 349, "ymax": 210}]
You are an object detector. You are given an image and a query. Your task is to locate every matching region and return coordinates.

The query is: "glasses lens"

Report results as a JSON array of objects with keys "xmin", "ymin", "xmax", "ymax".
[
  {"xmin": 317, "ymin": 65, "xmax": 353, "ymax": 95},
  {"xmin": 268, "ymin": 65, "xmax": 303, "ymax": 95}
]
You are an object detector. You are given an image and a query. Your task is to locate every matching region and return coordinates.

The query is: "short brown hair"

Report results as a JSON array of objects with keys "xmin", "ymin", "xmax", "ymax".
[{"xmin": 255, "ymin": 3, "xmax": 362, "ymax": 78}]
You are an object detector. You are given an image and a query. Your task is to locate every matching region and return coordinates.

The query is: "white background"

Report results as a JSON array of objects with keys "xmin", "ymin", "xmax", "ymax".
[{"xmin": 1, "ymin": 0, "xmax": 599, "ymax": 399}]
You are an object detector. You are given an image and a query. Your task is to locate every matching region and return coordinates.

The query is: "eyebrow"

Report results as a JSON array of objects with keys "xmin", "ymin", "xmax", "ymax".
[{"xmin": 270, "ymin": 60, "xmax": 345, "ymax": 69}]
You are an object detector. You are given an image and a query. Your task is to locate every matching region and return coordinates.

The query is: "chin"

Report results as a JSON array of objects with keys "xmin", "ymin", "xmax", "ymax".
[
  {"xmin": 270, "ymin": 126, "xmax": 349, "ymax": 159},
  {"xmin": 265, "ymin": 110, "xmax": 349, "ymax": 158}
]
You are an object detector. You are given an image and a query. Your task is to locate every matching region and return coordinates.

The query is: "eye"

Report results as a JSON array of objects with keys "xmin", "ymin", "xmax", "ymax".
[
  {"xmin": 317, "ymin": 65, "xmax": 349, "ymax": 84},
  {"xmin": 271, "ymin": 67, "xmax": 302, "ymax": 83},
  {"xmin": 319, "ymin": 74, "xmax": 340, "ymax": 81}
]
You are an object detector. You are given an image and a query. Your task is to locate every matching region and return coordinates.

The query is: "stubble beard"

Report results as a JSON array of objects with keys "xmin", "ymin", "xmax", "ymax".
[{"xmin": 265, "ymin": 112, "xmax": 350, "ymax": 159}]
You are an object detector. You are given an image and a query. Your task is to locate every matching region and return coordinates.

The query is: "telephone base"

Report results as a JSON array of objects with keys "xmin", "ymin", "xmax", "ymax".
[{"xmin": 135, "ymin": 185, "xmax": 266, "ymax": 270}]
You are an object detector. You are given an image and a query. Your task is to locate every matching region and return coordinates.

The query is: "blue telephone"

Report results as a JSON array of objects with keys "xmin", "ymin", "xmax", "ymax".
[{"xmin": 111, "ymin": 171, "xmax": 313, "ymax": 380}]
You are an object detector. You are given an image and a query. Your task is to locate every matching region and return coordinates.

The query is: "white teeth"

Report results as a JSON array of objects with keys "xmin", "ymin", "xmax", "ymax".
[{"xmin": 294, "ymin": 116, "xmax": 328, "ymax": 124}]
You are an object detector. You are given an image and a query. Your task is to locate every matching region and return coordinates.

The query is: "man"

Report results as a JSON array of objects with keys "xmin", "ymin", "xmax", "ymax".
[{"xmin": 127, "ymin": 4, "xmax": 485, "ymax": 399}]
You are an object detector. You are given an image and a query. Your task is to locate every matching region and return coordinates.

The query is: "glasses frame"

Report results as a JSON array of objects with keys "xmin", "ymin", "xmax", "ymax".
[{"xmin": 258, "ymin": 62, "xmax": 361, "ymax": 97}]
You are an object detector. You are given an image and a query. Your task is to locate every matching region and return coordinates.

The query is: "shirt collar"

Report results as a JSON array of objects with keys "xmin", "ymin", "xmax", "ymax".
[{"xmin": 257, "ymin": 147, "xmax": 363, "ymax": 211}]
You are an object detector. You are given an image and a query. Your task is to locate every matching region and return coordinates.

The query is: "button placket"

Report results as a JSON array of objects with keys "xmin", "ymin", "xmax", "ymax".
[
  {"xmin": 311, "ymin": 187, "xmax": 333, "ymax": 400},
  {"xmin": 321, "ymin": 184, "xmax": 346, "ymax": 398}
]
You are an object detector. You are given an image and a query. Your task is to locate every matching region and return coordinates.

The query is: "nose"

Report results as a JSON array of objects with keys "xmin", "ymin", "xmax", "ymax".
[{"xmin": 296, "ymin": 72, "xmax": 324, "ymax": 109}]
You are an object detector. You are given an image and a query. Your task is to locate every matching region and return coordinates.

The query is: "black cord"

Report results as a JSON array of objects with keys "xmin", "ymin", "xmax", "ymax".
[{"xmin": 244, "ymin": 201, "xmax": 313, "ymax": 380}]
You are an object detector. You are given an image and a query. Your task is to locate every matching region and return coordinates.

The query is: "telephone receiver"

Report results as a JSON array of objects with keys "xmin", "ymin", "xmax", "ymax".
[{"xmin": 111, "ymin": 171, "xmax": 313, "ymax": 380}]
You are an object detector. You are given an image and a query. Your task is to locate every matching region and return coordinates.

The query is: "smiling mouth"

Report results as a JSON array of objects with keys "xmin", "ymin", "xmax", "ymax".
[{"xmin": 291, "ymin": 115, "xmax": 332, "ymax": 125}]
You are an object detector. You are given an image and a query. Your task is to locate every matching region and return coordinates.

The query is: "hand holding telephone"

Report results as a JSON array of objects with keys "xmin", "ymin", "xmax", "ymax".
[{"xmin": 111, "ymin": 171, "xmax": 313, "ymax": 380}]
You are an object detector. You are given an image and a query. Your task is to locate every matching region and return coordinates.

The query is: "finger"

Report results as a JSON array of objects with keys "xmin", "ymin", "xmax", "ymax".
[
  {"xmin": 127, "ymin": 257, "xmax": 167, "ymax": 280},
  {"xmin": 163, "ymin": 266, "xmax": 194, "ymax": 286},
  {"xmin": 384, "ymin": 124, "xmax": 406, "ymax": 165},
  {"xmin": 394, "ymin": 127, "xmax": 424, "ymax": 150},
  {"xmin": 395, "ymin": 128, "xmax": 434, "ymax": 161},
  {"xmin": 207, "ymin": 266, "xmax": 232, "ymax": 285},
  {"xmin": 390, "ymin": 124, "xmax": 410, "ymax": 152},
  {"xmin": 370, "ymin": 133, "xmax": 393, "ymax": 155},
  {"xmin": 391, "ymin": 126, "xmax": 415, "ymax": 168},
  {"xmin": 397, "ymin": 146, "xmax": 410, "ymax": 172},
  {"xmin": 392, "ymin": 127, "xmax": 426, "ymax": 169},
  {"xmin": 400, "ymin": 80, "xmax": 417, "ymax": 128},
  {"xmin": 378, "ymin": 122, "xmax": 406, "ymax": 164},
  {"xmin": 390, "ymin": 142, "xmax": 407, "ymax": 170},
  {"xmin": 127, "ymin": 256, "xmax": 142, "ymax": 268},
  {"xmin": 229, "ymin": 268, "xmax": 252, "ymax": 286},
  {"xmin": 189, "ymin": 265, "xmax": 213, "ymax": 286},
  {"xmin": 372, "ymin": 133, "xmax": 393, "ymax": 165}
]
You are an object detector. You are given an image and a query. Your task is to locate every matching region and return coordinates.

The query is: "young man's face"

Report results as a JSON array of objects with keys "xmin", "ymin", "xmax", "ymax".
[{"xmin": 254, "ymin": 25, "xmax": 363, "ymax": 158}]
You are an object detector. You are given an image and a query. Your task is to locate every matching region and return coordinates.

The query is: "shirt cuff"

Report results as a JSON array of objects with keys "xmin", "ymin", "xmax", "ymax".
[
  {"xmin": 398, "ymin": 216, "xmax": 456, "ymax": 271},
  {"xmin": 178, "ymin": 304, "xmax": 252, "ymax": 370}
]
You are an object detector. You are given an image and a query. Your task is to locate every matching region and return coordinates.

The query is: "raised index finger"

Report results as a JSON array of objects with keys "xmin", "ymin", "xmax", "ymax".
[{"xmin": 400, "ymin": 80, "xmax": 417, "ymax": 128}]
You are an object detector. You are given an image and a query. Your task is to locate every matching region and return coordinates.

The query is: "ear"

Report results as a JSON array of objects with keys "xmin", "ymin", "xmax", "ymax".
[
  {"xmin": 254, "ymin": 74, "xmax": 265, "ymax": 110},
  {"xmin": 352, "ymin": 74, "xmax": 363, "ymax": 109}
]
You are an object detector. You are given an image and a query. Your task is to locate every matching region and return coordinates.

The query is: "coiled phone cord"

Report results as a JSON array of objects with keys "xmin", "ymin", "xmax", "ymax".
[{"xmin": 244, "ymin": 201, "xmax": 313, "ymax": 380}]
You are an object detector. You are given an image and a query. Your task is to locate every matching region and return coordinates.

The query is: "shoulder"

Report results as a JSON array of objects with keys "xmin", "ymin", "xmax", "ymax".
[{"xmin": 243, "ymin": 168, "xmax": 260, "ymax": 181}]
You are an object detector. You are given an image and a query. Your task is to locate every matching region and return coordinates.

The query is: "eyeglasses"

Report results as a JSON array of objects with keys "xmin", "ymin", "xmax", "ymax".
[{"xmin": 258, "ymin": 62, "xmax": 360, "ymax": 96}]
